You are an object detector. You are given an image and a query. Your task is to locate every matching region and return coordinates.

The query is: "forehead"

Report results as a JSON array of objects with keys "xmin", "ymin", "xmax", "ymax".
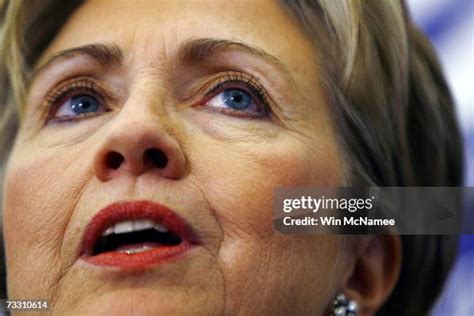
[{"xmin": 41, "ymin": 0, "xmax": 317, "ymax": 81}]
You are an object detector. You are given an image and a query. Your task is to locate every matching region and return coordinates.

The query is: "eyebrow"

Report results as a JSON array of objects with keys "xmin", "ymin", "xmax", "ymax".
[
  {"xmin": 178, "ymin": 38, "xmax": 295, "ymax": 82},
  {"xmin": 30, "ymin": 38, "xmax": 295, "ymax": 86},
  {"xmin": 28, "ymin": 42, "xmax": 123, "ymax": 88}
]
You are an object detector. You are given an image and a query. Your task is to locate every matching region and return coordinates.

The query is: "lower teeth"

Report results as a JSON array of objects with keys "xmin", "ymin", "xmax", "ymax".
[{"xmin": 119, "ymin": 245, "xmax": 154, "ymax": 254}]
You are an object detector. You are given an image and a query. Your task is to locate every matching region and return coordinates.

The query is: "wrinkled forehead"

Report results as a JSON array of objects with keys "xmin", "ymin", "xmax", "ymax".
[{"xmin": 38, "ymin": 0, "xmax": 318, "ymax": 86}]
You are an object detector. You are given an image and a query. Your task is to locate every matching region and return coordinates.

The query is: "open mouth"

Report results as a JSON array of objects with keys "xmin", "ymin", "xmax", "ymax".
[
  {"xmin": 93, "ymin": 219, "xmax": 182, "ymax": 255},
  {"xmin": 80, "ymin": 201, "xmax": 198, "ymax": 268}
]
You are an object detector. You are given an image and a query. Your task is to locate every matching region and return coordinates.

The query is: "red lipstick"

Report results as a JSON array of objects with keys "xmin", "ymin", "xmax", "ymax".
[{"xmin": 79, "ymin": 201, "xmax": 198, "ymax": 269}]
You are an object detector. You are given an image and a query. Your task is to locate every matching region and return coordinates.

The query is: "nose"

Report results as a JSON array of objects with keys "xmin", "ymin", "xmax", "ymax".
[{"xmin": 93, "ymin": 119, "xmax": 186, "ymax": 181}]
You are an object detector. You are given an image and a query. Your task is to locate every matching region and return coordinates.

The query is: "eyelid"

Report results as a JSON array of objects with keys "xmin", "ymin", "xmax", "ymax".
[
  {"xmin": 199, "ymin": 71, "xmax": 272, "ymax": 117},
  {"xmin": 41, "ymin": 72, "xmax": 274, "ymax": 123},
  {"xmin": 41, "ymin": 77, "xmax": 111, "ymax": 123}
]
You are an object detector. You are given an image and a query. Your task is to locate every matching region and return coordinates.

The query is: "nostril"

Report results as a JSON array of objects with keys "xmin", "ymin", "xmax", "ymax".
[
  {"xmin": 145, "ymin": 148, "xmax": 168, "ymax": 169},
  {"xmin": 106, "ymin": 151, "xmax": 124, "ymax": 170}
]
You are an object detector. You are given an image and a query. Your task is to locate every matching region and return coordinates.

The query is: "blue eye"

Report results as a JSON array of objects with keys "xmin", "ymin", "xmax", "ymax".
[
  {"xmin": 206, "ymin": 88, "xmax": 263, "ymax": 115},
  {"xmin": 55, "ymin": 94, "xmax": 104, "ymax": 118},
  {"xmin": 223, "ymin": 89, "xmax": 252, "ymax": 110}
]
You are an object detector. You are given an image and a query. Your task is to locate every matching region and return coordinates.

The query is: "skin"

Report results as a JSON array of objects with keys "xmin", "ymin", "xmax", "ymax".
[{"xmin": 2, "ymin": 0, "xmax": 400, "ymax": 315}]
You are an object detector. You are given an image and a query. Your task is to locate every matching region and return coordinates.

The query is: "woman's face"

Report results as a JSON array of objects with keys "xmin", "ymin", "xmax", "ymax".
[{"xmin": 3, "ymin": 0, "xmax": 345, "ymax": 314}]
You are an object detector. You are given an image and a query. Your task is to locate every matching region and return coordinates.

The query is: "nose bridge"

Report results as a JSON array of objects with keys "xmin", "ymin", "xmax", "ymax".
[
  {"xmin": 122, "ymin": 77, "xmax": 170, "ymax": 119},
  {"xmin": 92, "ymin": 80, "xmax": 186, "ymax": 182},
  {"xmin": 104, "ymin": 81, "xmax": 170, "ymax": 149}
]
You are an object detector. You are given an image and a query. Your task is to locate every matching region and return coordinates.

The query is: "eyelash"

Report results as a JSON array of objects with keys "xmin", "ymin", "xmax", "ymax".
[
  {"xmin": 203, "ymin": 72, "xmax": 270, "ymax": 117},
  {"xmin": 42, "ymin": 72, "xmax": 271, "ymax": 123},
  {"xmin": 42, "ymin": 78, "xmax": 105, "ymax": 122}
]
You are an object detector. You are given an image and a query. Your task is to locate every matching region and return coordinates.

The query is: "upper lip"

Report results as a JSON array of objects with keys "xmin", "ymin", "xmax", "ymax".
[{"xmin": 79, "ymin": 200, "xmax": 199, "ymax": 257}]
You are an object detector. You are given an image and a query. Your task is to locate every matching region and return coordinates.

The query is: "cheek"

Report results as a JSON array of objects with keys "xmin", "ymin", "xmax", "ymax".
[
  {"xmin": 2, "ymin": 146, "xmax": 91, "ymax": 297},
  {"xmin": 188, "ymin": 134, "xmax": 343, "ymax": 313},
  {"xmin": 192, "ymin": 134, "xmax": 342, "ymax": 238}
]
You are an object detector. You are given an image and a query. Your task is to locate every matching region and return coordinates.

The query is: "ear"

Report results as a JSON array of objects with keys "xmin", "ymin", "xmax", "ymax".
[{"xmin": 342, "ymin": 235, "xmax": 401, "ymax": 316}]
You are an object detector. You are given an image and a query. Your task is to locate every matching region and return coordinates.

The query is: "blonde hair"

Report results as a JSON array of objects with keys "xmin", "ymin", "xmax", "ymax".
[
  {"xmin": 0, "ymin": 0, "xmax": 23, "ymax": 160},
  {"xmin": 0, "ymin": 0, "xmax": 464, "ymax": 314}
]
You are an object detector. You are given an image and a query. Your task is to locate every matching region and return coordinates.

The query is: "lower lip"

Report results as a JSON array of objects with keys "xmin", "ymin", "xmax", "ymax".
[{"xmin": 83, "ymin": 242, "xmax": 193, "ymax": 269}]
